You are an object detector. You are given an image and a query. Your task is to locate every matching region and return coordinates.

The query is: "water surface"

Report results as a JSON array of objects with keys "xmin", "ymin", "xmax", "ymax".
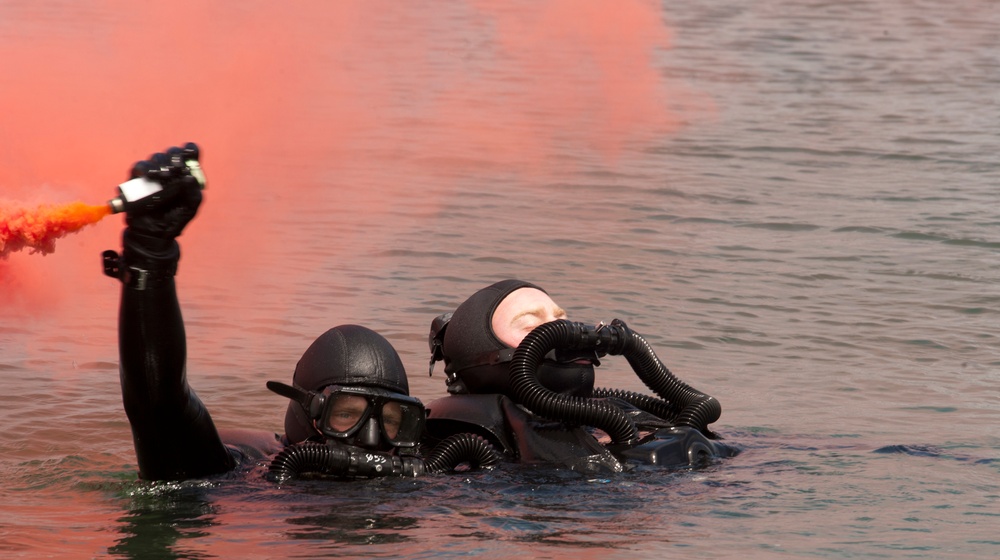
[{"xmin": 1, "ymin": 0, "xmax": 998, "ymax": 558}]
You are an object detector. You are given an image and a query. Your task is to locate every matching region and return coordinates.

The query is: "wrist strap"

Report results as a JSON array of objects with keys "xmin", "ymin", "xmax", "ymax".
[{"xmin": 102, "ymin": 250, "xmax": 176, "ymax": 290}]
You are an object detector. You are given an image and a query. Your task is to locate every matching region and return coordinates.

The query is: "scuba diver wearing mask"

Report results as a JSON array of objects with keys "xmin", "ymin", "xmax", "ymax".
[
  {"xmin": 271, "ymin": 324, "xmax": 424, "ymax": 450},
  {"xmin": 265, "ymin": 325, "xmax": 431, "ymax": 480},
  {"xmin": 426, "ymin": 280, "xmax": 736, "ymax": 474},
  {"xmin": 266, "ymin": 325, "xmax": 502, "ymax": 481},
  {"xmin": 105, "ymin": 143, "xmax": 497, "ymax": 482}
]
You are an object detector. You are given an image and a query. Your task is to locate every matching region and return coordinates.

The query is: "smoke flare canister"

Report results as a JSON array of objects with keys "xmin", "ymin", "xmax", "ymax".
[{"xmin": 108, "ymin": 157, "xmax": 206, "ymax": 214}]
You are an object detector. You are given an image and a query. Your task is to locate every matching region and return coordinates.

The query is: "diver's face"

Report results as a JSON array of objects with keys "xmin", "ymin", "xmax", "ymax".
[
  {"xmin": 326, "ymin": 394, "xmax": 369, "ymax": 433},
  {"xmin": 491, "ymin": 288, "xmax": 567, "ymax": 348},
  {"xmin": 325, "ymin": 393, "xmax": 405, "ymax": 448}
]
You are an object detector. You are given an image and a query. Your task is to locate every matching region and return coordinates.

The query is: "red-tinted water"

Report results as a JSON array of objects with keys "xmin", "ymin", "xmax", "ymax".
[{"xmin": 2, "ymin": 1, "xmax": 999, "ymax": 558}]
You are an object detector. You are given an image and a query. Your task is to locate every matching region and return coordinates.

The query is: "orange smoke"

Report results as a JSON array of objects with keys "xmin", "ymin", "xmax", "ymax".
[
  {"xmin": 0, "ymin": 201, "xmax": 110, "ymax": 259},
  {"xmin": 0, "ymin": 1, "xmax": 702, "ymax": 316}
]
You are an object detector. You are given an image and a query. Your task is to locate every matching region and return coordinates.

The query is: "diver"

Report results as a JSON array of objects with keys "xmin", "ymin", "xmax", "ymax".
[
  {"xmin": 103, "ymin": 143, "xmax": 498, "ymax": 482},
  {"xmin": 425, "ymin": 279, "xmax": 735, "ymax": 473}
]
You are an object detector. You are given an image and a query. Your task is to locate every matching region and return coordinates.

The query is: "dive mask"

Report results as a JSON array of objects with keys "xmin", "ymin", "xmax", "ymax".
[{"xmin": 267, "ymin": 381, "xmax": 425, "ymax": 448}]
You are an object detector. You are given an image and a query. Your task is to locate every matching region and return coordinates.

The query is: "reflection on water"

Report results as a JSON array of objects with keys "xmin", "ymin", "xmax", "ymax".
[
  {"xmin": 98, "ymin": 466, "xmax": 730, "ymax": 557},
  {"xmin": 110, "ymin": 489, "xmax": 221, "ymax": 560}
]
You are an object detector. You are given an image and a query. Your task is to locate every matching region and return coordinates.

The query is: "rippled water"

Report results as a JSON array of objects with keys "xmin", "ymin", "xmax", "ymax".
[{"xmin": 1, "ymin": 0, "xmax": 998, "ymax": 558}]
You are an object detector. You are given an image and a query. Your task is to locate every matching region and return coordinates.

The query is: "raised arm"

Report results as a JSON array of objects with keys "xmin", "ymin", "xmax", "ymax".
[{"xmin": 106, "ymin": 144, "xmax": 234, "ymax": 480}]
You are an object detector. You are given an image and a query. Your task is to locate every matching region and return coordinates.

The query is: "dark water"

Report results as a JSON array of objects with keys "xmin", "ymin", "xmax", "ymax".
[{"xmin": 1, "ymin": 0, "xmax": 998, "ymax": 557}]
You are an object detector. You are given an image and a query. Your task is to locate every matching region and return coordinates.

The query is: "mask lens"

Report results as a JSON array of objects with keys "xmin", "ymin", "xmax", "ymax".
[
  {"xmin": 380, "ymin": 401, "xmax": 404, "ymax": 439},
  {"xmin": 319, "ymin": 387, "xmax": 425, "ymax": 448},
  {"xmin": 324, "ymin": 393, "xmax": 372, "ymax": 435},
  {"xmin": 381, "ymin": 400, "xmax": 424, "ymax": 447}
]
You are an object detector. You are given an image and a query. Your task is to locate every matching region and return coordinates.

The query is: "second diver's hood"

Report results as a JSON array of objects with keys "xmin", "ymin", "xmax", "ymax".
[
  {"xmin": 283, "ymin": 324, "xmax": 410, "ymax": 444},
  {"xmin": 439, "ymin": 279, "xmax": 595, "ymax": 398}
]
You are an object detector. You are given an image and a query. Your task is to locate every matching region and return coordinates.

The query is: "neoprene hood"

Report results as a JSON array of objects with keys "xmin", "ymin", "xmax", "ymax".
[
  {"xmin": 283, "ymin": 324, "xmax": 409, "ymax": 444},
  {"xmin": 439, "ymin": 279, "xmax": 595, "ymax": 398}
]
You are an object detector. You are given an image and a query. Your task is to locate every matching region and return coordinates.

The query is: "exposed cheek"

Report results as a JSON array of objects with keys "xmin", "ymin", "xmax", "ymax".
[{"xmin": 516, "ymin": 325, "xmax": 542, "ymax": 345}]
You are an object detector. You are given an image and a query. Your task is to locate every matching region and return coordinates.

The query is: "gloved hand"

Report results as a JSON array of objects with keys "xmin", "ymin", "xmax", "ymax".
[{"xmin": 121, "ymin": 142, "xmax": 204, "ymax": 267}]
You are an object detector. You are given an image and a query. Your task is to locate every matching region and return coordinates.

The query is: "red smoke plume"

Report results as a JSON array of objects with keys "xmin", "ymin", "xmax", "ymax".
[
  {"xmin": 0, "ymin": 202, "xmax": 110, "ymax": 259},
  {"xmin": 0, "ymin": 1, "xmax": 701, "ymax": 318}
]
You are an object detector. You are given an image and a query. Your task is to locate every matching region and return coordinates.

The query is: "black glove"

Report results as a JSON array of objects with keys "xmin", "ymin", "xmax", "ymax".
[{"xmin": 121, "ymin": 143, "xmax": 204, "ymax": 267}]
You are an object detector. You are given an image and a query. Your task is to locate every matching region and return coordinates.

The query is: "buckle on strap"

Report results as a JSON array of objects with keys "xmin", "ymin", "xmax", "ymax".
[
  {"xmin": 101, "ymin": 249, "xmax": 175, "ymax": 290},
  {"xmin": 102, "ymin": 250, "xmax": 121, "ymax": 279}
]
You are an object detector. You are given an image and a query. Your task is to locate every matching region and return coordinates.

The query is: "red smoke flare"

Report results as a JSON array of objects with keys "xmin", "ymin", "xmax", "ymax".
[{"xmin": 0, "ymin": 202, "xmax": 110, "ymax": 259}]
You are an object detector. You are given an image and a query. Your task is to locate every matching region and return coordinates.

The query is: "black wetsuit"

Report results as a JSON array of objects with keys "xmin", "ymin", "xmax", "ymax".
[
  {"xmin": 118, "ymin": 271, "xmax": 281, "ymax": 481},
  {"xmin": 425, "ymin": 392, "xmax": 733, "ymax": 472},
  {"xmin": 425, "ymin": 393, "xmax": 625, "ymax": 472}
]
